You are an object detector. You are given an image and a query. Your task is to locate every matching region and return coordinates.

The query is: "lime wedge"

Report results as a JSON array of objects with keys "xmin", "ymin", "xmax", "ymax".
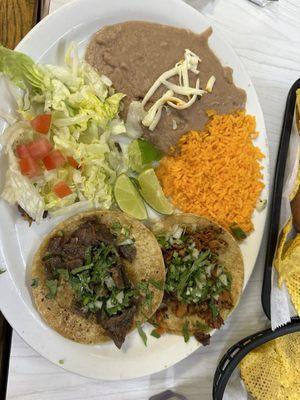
[
  {"xmin": 138, "ymin": 168, "xmax": 173, "ymax": 215},
  {"xmin": 114, "ymin": 174, "xmax": 148, "ymax": 220},
  {"xmin": 128, "ymin": 139, "xmax": 162, "ymax": 172}
]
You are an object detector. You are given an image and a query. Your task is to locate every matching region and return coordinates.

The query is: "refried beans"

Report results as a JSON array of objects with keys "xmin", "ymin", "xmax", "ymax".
[{"xmin": 86, "ymin": 21, "xmax": 246, "ymax": 153}]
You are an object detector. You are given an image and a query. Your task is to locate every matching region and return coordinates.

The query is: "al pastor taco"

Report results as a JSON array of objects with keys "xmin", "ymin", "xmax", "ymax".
[
  {"xmin": 151, "ymin": 214, "xmax": 244, "ymax": 345},
  {"xmin": 31, "ymin": 210, "xmax": 165, "ymax": 349}
]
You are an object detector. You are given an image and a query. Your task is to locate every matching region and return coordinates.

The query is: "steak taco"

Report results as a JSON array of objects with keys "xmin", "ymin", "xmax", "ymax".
[
  {"xmin": 31, "ymin": 210, "xmax": 165, "ymax": 349},
  {"xmin": 151, "ymin": 214, "xmax": 244, "ymax": 345}
]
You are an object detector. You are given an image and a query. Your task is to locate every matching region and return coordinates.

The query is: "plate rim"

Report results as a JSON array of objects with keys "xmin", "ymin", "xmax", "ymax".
[{"xmin": 0, "ymin": 0, "xmax": 269, "ymax": 380}]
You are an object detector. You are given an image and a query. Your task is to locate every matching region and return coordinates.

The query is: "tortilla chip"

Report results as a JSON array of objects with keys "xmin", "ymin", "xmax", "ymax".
[
  {"xmin": 151, "ymin": 214, "xmax": 244, "ymax": 335},
  {"xmin": 275, "ymin": 333, "xmax": 300, "ymax": 383},
  {"xmin": 274, "ymin": 218, "xmax": 293, "ymax": 286},
  {"xmin": 240, "ymin": 333, "xmax": 300, "ymax": 400},
  {"xmin": 240, "ymin": 342, "xmax": 283, "ymax": 400},
  {"xmin": 31, "ymin": 210, "xmax": 165, "ymax": 344},
  {"xmin": 277, "ymin": 235, "xmax": 300, "ymax": 302}
]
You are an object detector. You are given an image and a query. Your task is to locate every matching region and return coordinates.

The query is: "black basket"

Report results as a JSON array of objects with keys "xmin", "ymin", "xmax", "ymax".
[{"xmin": 212, "ymin": 79, "xmax": 300, "ymax": 400}]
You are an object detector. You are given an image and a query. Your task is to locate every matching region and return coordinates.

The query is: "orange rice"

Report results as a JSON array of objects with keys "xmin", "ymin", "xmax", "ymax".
[{"xmin": 156, "ymin": 111, "xmax": 265, "ymax": 233}]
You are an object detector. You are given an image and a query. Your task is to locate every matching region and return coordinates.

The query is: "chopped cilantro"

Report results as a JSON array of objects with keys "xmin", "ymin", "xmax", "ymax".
[
  {"xmin": 149, "ymin": 279, "xmax": 164, "ymax": 291},
  {"xmin": 85, "ymin": 246, "xmax": 92, "ymax": 265},
  {"xmin": 230, "ymin": 223, "xmax": 247, "ymax": 241},
  {"xmin": 31, "ymin": 278, "xmax": 39, "ymax": 288},
  {"xmin": 59, "ymin": 359, "xmax": 64, "ymax": 365},
  {"xmin": 182, "ymin": 321, "xmax": 190, "ymax": 343},
  {"xmin": 136, "ymin": 321, "xmax": 147, "ymax": 346},
  {"xmin": 111, "ymin": 221, "xmax": 122, "ymax": 232},
  {"xmin": 195, "ymin": 321, "xmax": 209, "ymax": 332},
  {"xmin": 150, "ymin": 329, "xmax": 161, "ymax": 339},
  {"xmin": 136, "ymin": 281, "xmax": 154, "ymax": 311},
  {"xmin": 209, "ymin": 302, "xmax": 219, "ymax": 320},
  {"xmin": 42, "ymin": 253, "xmax": 52, "ymax": 261},
  {"xmin": 158, "ymin": 230, "xmax": 232, "ymax": 309},
  {"xmin": 57, "ymin": 269, "xmax": 69, "ymax": 281},
  {"xmin": 71, "ymin": 264, "xmax": 93, "ymax": 275},
  {"xmin": 46, "ymin": 279, "xmax": 58, "ymax": 299},
  {"xmin": 0, "ymin": 268, "xmax": 6, "ymax": 275}
]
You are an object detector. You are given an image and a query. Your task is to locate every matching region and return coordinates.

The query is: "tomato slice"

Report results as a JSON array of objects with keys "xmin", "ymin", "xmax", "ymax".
[
  {"xmin": 53, "ymin": 181, "xmax": 72, "ymax": 198},
  {"xmin": 31, "ymin": 114, "xmax": 52, "ymax": 134},
  {"xmin": 67, "ymin": 156, "xmax": 79, "ymax": 169},
  {"xmin": 27, "ymin": 138, "xmax": 52, "ymax": 160},
  {"xmin": 43, "ymin": 150, "xmax": 66, "ymax": 170},
  {"xmin": 16, "ymin": 144, "xmax": 30, "ymax": 159},
  {"xmin": 19, "ymin": 157, "xmax": 40, "ymax": 178}
]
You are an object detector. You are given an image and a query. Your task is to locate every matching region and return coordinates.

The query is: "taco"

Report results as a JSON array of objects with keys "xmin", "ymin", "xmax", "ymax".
[
  {"xmin": 151, "ymin": 214, "xmax": 244, "ymax": 345},
  {"xmin": 31, "ymin": 210, "xmax": 165, "ymax": 349}
]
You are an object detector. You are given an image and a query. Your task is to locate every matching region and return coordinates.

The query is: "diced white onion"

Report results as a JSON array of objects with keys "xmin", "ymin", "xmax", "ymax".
[
  {"xmin": 192, "ymin": 248, "xmax": 200, "ymax": 259},
  {"xmin": 116, "ymin": 291, "xmax": 124, "ymax": 303},
  {"xmin": 105, "ymin": 276, "xmax": 115, "ymax": 289},
  {"xmin": 219, "ymin": 274, "xmax": 228, "ymax": 286},
  {"xmin": 94, "ymin": 301, "xmax": 103, "ymax": 309},
  {"xmin": 173, "ymin": 226, "xmax": 183, "ymax": 239}
]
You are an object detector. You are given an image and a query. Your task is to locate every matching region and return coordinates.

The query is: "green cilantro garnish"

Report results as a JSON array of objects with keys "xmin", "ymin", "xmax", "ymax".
[
  {"xmin": 71, "ymin": 264, "xmax": 93, "ymax": 275},
  {"xmin": 230, "ymin": 223, "xmax": 247, "ymax": 241},
  {"xmin": 148, "ymin": 279, "xmax": 164, "ymax": 291},
  {"xmin": 136, "ymin": 281, "xmax": 154, "ymax": 311},
  {"xmin": 182, "ymin": 321, "xmax": 190, "ymax": 343},
  {"xmin": 46, "ymin": 279, "xmax": 58, "ymax": 299},
  {"xmin": 158, "ymin": 230, "xmax": 232, "ymax": 314},
  {"xmin": 195, "ymin": 322, "xmax": 209, "ymax": 332},
  {"xmin": 42, "ymin": 253, "xmax": 52, "ymax": 261},
  {"xmin": 0, "ymin": 268, "xmax": 6, "ymax": 275},
  {"xmin": 59, "ymin": 359, "xmax": 64, "ymax": 365},
  {"xmin": 57, "ymin": 269, "xmax": 69, "ymax": 281},
  {"xmin": 111, "ymin": 221, "xmax": 122, "ymax": 232},
  {"xmin": 136, "ymin": 321, "xmax": 147, "ymax": 346},
  {"xmin": 150, "ymin": 329, "xmax": 161, "ymax": 339},
  {"xmin": 209, "ymin": 302, "xmax": 219, "ymax": 320},
  {"xmin": 31, "ymin": 278, "xmax": 39, "ymax": 288}
]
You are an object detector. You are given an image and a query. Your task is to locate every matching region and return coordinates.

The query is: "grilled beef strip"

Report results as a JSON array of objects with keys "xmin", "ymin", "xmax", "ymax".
[{"xmin": 97, "ymin": 305, "xmax": 136, "ymax": 349}]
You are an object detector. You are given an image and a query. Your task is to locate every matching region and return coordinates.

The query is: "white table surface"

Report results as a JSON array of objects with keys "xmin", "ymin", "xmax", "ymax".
[{"xmin": 6, "ymin": 0, "xmax": 300, "ymax": 399}]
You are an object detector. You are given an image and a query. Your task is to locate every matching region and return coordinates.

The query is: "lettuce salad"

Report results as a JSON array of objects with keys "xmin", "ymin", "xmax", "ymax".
[{"xmin": 0, "ymin": 44, "xmax": 129, "ymax": 222}]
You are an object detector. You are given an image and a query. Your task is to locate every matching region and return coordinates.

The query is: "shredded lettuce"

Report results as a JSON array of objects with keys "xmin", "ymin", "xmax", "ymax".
[
  {"xmin": 0, "ymin": 43, "xmax": 128, "ymax": 221},
  {"xmin": 0, "ymin": 46, "xmax": 44, "ymax": 93}
]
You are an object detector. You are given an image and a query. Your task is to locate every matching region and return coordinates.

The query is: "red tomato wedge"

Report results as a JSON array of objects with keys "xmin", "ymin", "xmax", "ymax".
[
  {"xmin": 27, "ymin": 139, "xmax": 52, "ymax": 160},
  {"xmin": 31, "ymin": 114, "xmax": 52, "ymax": 134},
  {"xmin": 53, "ymin": 181, "xmax": 72, "ymax": 198},
  {"xmin": 19, "ymin": 157, "xmax": 40, "ymax": 178},
  {"xmin": 67, "ymin": 156, "xmax": 79, "ymax": 169},
  {"xmin": 16, "ymin": 144, "xmax": 30, "ymax": 159},
  {"xmin": 43, "ymin": 150, "xmax": 66, "ymax": 170}
]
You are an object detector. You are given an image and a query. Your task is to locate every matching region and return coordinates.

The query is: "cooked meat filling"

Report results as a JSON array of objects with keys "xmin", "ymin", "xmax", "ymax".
[
  {"xmin": 156, "ymin": 225, "xmax": 233, "ymax": 335},
  {"xmin": 42, "ymin": 217, "xmax": 139, "ymax": 348}
]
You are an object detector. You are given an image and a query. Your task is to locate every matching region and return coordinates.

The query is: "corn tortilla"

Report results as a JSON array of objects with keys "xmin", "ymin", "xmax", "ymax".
[
  {"xmin": 31, "ymin": 210, "xmax": 165, "ymax": 344},
  {"xmin": 151, "ymin": 214, "xmax": 244, "ymax": 335}
]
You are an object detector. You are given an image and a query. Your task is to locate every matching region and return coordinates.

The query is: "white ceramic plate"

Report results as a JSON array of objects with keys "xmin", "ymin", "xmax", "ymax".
[{"xmin": 0, "ymin": 0, "xmax": 269, "ymax": 380}]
